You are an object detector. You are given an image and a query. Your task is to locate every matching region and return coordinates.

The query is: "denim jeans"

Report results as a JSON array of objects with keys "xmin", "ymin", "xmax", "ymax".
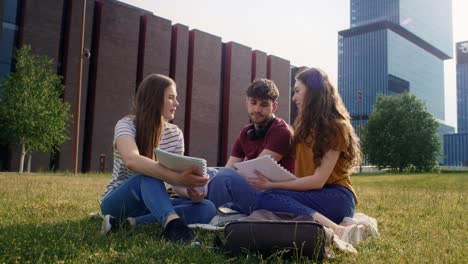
[
  {"xmin": 101, "ymin": 174, "xmax": 216, "ymax": 225},
  {"xmin": 206, "ymin": 168, "xmax": 260, "ymax": 214},
  {"xmin": 255, "ymin": 185, "xmax": 355, "ymax": 224}
]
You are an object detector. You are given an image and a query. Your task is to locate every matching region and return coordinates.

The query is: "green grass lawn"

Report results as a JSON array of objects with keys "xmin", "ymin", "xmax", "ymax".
[{"xmin": 0, "ymin": 171, "xmax": 467, "ymax": 263}]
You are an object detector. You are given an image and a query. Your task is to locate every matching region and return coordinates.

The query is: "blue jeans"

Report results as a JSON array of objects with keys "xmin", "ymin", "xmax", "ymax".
[
  {"xmin": 255, "ymin": 185, "xmax": 355, "ymax": 224},
  {"xmin": 101, "ymin": 174, "xmax": 216, "ymax": 225},
  {"xmin": 207, "ymin": 168, "xmax": 260, "ymax": 214}
]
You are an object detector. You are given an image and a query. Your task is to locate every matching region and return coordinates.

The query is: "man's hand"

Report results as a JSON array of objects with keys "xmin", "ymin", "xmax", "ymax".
[
  {"xmin": 247, "ymin": 170, "xmax": 274, "ymax": 190},
  {"xmin": 187, "ymin": 188, "xmax": 206, "ymax": 203}
]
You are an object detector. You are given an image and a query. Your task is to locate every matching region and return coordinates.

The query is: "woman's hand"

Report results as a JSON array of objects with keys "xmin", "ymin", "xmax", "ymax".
[
  {"xmin": 247, "ymin": 170, "xmax": 274, "ymax": 190},
  {"xmin": 175, "ymin": 166, "xmax": 209, "ymax": 188},
  {"xmin": 187, "ymin": 188, "xmax": 206, "ymax": 203}
]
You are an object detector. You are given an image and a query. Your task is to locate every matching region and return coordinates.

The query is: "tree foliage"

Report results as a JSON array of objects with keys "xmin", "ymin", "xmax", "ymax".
[
  {"xmin": 362, "ymin": 93, "xmax": 440, "ymax": 172},
  {"xmin": 0, "ymin": 46, "xmax": 71, "ymax": 173}
]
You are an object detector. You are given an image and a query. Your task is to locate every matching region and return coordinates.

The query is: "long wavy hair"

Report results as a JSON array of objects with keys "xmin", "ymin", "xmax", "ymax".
[
  {"xmin": 132, "ymin": 74, "xmax": 175, "ymax": 158},
  {"xmin": 293, "ymin": 68, "xmax": 361, "ymax": 168}
]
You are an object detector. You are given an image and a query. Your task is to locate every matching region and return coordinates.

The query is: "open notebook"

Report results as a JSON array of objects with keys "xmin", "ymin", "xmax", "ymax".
[
  {"xmin": 154, "ymin": 148, "xmax": 207, "ymax": 192},
  {"xmin": 234, "ymin": 155, "xmax": 297, "ymax": 182}
]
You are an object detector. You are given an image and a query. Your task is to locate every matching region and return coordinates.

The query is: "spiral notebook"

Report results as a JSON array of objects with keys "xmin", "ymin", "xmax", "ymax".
[
  {"xmin": 154, "ymin": 148, "xmax": 207, "ymax": 192},
  {"xmin": 233, "ymin": 155, "xmax": 297, "ymax": 182}
]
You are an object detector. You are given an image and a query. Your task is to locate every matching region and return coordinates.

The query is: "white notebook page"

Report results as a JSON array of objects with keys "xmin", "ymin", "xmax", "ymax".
[{"xmin": 234, "ymin": 155, "xmax": 297, "ymax": 182}]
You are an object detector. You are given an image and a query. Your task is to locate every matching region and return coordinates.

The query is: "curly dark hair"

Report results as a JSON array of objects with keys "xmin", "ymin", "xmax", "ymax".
[
  {"xmin": 246, "ymin": 79, "xmax": 279, "ymax": 101},
  {"xmin": 293, "ymin": 68, "xmax": 361, "ymax": 168}
]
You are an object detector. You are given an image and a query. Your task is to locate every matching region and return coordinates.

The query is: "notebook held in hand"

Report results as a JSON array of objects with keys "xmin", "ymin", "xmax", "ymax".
[{"xmin": 154, "ymin": 148, "xmax": 208, "ymax": 192}]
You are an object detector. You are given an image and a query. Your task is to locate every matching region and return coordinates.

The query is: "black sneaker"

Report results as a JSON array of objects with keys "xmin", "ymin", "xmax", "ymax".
[
  {"xmin": 100, "ymin": 215, "xmax": 130, "ymax": 235},
  {"xmin": 162, "ymin": 218, "xmax": 200, "ymax": 245}
]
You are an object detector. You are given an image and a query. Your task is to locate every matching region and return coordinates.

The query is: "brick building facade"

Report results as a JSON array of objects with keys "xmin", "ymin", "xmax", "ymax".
[{"xmin": 0, "ymin": 0, "xmax": 293, "ymax": 172}]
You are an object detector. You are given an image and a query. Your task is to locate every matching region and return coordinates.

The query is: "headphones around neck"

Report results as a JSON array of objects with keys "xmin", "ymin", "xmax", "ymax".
[{"xmin": 246, "ymin": 117, "xmax": 276, "ymax": 141}]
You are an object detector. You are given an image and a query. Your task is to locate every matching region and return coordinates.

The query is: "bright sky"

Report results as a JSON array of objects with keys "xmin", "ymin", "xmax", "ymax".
[{"xmin": 120, "ymin": 0, "xmax": 468, "ymax": 130}]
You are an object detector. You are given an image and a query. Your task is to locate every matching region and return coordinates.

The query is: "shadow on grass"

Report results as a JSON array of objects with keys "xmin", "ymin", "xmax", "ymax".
[
  {"xmin": 0, "ymin": 217, "xmax": 230, "ymax": 263},
  {"xmin": 1, "ymin": 217, "xmax": 329, "ymax": 263}
]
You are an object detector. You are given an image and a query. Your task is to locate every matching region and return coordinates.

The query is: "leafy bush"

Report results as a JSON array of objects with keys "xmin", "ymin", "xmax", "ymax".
[{"xmin": 362, "ymin": 93, "xmax": 440, "ymax": 172}]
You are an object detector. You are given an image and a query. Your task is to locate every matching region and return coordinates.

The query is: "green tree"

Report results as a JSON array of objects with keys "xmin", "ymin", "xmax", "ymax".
[
  {"xmin": 362, "ymin": 93, "xmax": 440, "ymax": 172},
  {"xmin": 0, "ymin": 46, "xmax": 71, "ymax": 173}
]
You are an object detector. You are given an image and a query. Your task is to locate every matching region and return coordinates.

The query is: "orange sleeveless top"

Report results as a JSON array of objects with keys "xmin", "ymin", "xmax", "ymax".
[{"xmin": 294, "ymin": 125, "xmax": 357, "ymax": 202}]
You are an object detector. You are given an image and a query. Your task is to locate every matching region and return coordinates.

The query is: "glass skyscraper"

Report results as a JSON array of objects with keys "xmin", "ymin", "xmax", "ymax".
[
  {"xmin": 456, "ymin": 41, "xmax": 468, "ymax": 133},
  {"xmin": 0, "ymin": 0, "xmax": 19, "ymax": 84},
  {"xmin": 339, "ymin": 0, "xmax": 453, "ymax": 128},
  {"xmin": 444, "ymin": 41, "xmax": 468, "ymax": 166},
  {"xmin": 0, "ymin": 0, "xmax": 20, "ymax": 171}
]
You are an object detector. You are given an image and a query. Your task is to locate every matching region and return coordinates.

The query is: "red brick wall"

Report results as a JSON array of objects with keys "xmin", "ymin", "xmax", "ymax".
[
  {"xmin": 9, "ymin": 0, "xmax": 295, "ymax": 172},
  {"xmin": 83, "ymin": 0, "xmax": 150, "ymax": 171},
  {"xmin": 221, "ymin": 42, "xmax": 252, "ymax": 165},
  {"xmin": 185, "ymin": 29, "xmax": 222, "ymax": 166},
  {"xmin": 58, "ymin": 0, "xmax": 95, "ymax": 172},
  {"xmin": 252, "ymin": 50, "xmax": 268, "ymax": 81},
  {"xmin": 268, "ymin": 55, "xmax": 291, "ymax": 124},
  {"xmin": 170, "ymin": 24, "xmax": 189, "ymax": 134},
  {"xmin": 138, "ymin": 14, "xmax": 172, "ymax": 84}
]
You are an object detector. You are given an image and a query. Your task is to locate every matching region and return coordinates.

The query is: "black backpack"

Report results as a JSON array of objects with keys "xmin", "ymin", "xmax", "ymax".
[{"xmin": 218, "ymin": 210, "xmax": 333, "ymax": 260}]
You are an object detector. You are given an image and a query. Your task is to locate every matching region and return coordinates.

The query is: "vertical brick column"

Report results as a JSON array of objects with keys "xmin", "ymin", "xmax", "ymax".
[
  {"xmin": 220, "ymin": 42, "xmax": 252, "ymax": 164},
  {"xmin": 170, "ymin": 24, "xmax": 189, "ymax": 133},
  {"xmin": 251, "ymin": 50, "xmax": 267, "ymax": 81},
  {"xmin": 58, "ymin": 0, "xmax": 95, "ymax": 172},
  {"xmin": 289, "ymin": 66, "xmax": 303, "ymax": 124},
  {"xmin": 267, "ymin": 55, "xmax": 291, "ymax": 124},
  {"xmin": 137, "ymin": 14, "xmax": 172, "ymax": 86},
  {"xmin": 185, "ymin": 29, "xmax": 222, "ymax": 166},
  {"xmin": 83, "ymin": 1, "xmax": 149, "ymax": 172}
]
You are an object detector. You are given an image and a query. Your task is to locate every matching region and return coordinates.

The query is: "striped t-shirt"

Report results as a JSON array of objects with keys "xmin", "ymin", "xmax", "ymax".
[{"xmin": 101, "ymin": 116, "xmax": 184, "ymax": 201}]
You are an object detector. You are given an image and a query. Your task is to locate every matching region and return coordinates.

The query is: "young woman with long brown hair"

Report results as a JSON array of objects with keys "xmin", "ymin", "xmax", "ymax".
[
  {"xmin": 100, "ymin": 74, "xmax": 215, "ymax": 244},
  {"xmin": 249, "ymin": 67, "xmax": 362, "ymax": 242}
]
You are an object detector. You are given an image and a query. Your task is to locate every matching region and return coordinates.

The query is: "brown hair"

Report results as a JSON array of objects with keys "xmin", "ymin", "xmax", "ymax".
[
  {"xmin": 246, "ymin": 78, "xmax": 279, "ymax": 101},
  {"xmin": 133, "ymin": 74, "xmax": 175, "ymax": 158},
  {"xmin": 293, "ymin": 68, "xmax": 361, "ymax": 168}
]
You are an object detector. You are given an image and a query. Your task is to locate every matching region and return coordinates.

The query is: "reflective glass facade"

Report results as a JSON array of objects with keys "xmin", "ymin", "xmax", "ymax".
[
  {"xmin": 388, "ymin": 31, "xmax": 445, "ymax": 119},
  {"xmin": 444, "ymin": 133, "xmax": 468, "ymax": 166},
  {"xmin": 338, "ymin": 30, "xmax": 387, "ymax": 117},
  {"xmin": 444, "ymin": 41, "xmax": 468, "ymax": 167},
  {"xmin": 340, "ymin": 0, "xmax": 454, "ymax": 165},
  {"xmin": 351, "ymin": 0, "xmax": 399, "ymax": 27},
  {"xmin": 457, "ymin": 41, "xmax": 468, "ymax": 132},
  {"xmin": 351, "ymin": 0, "xmax": 453, "ymax": 57},
  {"xmin": 458, "ymin": 64, "xmax": 468, "ymax": 133},
  {"xmin": 338, "ymin": 29, "xmax": 445, "ymax": 120},
  {"xmin": 399, "ymin": 0, "xmax": 453, "ymax": 57},
  {"xmin": 437, "ymin": 122, "xmax": 455, "ymax": 164},
  {"xmin": 339, "ymin": 0, "xmax": 451, "ymax": 124},
  {"xmin": 0, "ymin": 0, "xmax": 19, "ymax": 83},
  {"xmin": 0, "ymin": 0, "xmax": 19, "ymax": 171}
]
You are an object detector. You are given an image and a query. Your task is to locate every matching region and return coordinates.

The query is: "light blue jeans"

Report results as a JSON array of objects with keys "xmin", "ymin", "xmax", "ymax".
[
  {"xmin": 101, "ymin": 174, "xmax": 216, "ymax": 225},
  {"xmin": 207, "ymin": 167, "xmax": 260, "ymax": 214},
  {"xmin": 207, "ymin": 168, "xmax": 355, "ymax": 223},
  {"xmin": 255, "ymin": 185, "xmax": 355, "ymax": 224}
]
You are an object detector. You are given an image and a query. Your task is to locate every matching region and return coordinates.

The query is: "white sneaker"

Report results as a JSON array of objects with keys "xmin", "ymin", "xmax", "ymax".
[
  {"xmin": 353, "ymin": 213, "xmax": 380, "ymax": 237},
  {"xmin": 100, "ymin": 215, "xmax": 132, "ymax": 235},
  {"xmin": 100, "ymin": 215, "xmax": 114, "ymax": 235},
  {"xmin": 341, "ymin": 224, "xmax": 368, "ymax": 247}
]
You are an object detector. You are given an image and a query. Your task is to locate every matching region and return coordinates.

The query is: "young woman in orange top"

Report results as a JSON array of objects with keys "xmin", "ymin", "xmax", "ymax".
[{"xmin": 249, "ymin": 67, "xmax": 361, "ymax": 239}]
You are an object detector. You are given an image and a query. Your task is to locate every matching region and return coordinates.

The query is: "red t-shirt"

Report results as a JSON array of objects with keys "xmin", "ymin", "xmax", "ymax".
[{"xmin": 231, "ymin": 118, "xmax": 294, "ymax": 173}]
